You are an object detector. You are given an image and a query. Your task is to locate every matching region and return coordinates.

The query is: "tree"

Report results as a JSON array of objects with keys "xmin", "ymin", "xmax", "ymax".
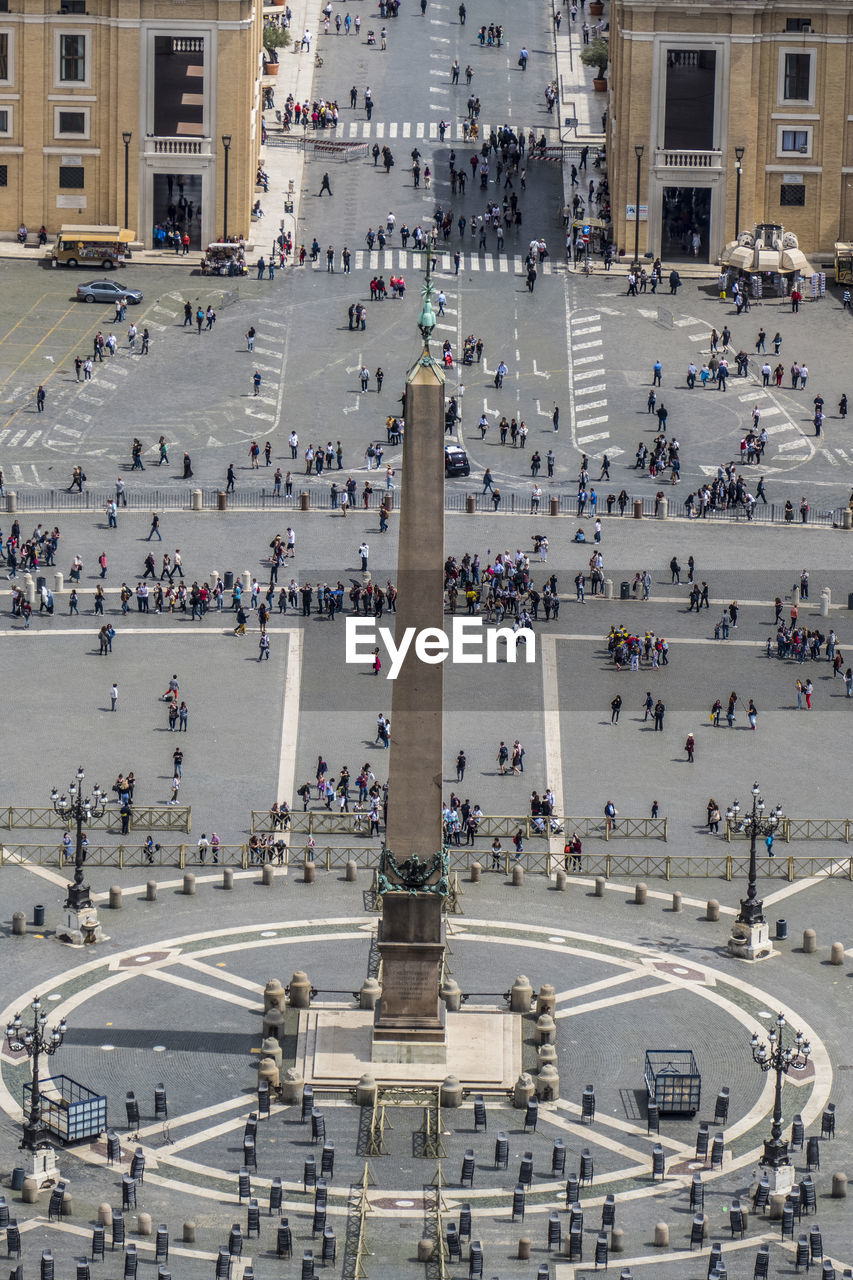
[
  {"xmin": 580, "ymin": 36, "xmax": 609, "ymax": 80},
  {"xmin": 263, "ymin": 24, "xmax": 291, "ymax": 63}
]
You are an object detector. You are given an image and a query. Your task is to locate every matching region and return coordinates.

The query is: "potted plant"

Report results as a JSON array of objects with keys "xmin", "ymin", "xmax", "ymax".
[
  {"xmin": 263, "ymin": 24, "xmax": 291, "ymax": 73},
  {"xmin": 580, "ymin": 36, "xmax": 609, "ymax": 91},
  {"xmin": 588, "ymin": 0, "xmax": 604, "ymax": 14}
]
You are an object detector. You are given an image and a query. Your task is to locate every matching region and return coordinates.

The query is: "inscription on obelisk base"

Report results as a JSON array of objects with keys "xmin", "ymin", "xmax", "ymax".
[{"xmin": 373, "ymin": 895, "xmax": 446, "ymax": 1062}]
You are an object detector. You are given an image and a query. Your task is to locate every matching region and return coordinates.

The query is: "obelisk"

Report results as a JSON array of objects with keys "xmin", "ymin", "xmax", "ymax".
[{"xmin": 372, "ymin": 258, "xmax": 449, "ymax": 1062}]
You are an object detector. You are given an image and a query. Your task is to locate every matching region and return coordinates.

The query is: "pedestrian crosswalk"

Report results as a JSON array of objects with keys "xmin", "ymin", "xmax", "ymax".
[
  {"xmin": 567, "ymin": 311, "xmax": 619, "ymax": 459},
  {"xmin": 331, "ymin": 119, "xmax": 497, "ymax": 142},
  {"xmin": 312, "ymin": 250, "xmax": 554, "ymax": 274}
]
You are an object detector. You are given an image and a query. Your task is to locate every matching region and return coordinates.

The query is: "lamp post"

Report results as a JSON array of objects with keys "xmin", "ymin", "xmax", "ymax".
[
  {"xmin": 750, "ymin": 1011, "xmax": 810, "ymax": 1178},
  {"xmin": 725, "ymin": 781, "xmax": 783, "ymax": 931},
  {"xmin": 51, "ymin": 766, "xmax": 106, "ymax": 912},
  {"xmin": 5, "ymin": 997, "xmax": 67, "ymax": 1150},
  {"xmin": 734, "ymin": 145, "xmax": 745, "ymax": 240},
  {"xmin": 221, "ymin": 134, "xmax": 232, "ymax": 241},
  {"xmin": 633, "ymin": 144, "xmax": 644, "ymax": 271},
  {"xmin": 121, "ymin": 131, "xmax": 132, "ymax": 230}
]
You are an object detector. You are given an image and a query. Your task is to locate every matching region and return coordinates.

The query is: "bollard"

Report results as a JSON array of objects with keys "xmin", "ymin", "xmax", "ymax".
[
  {"xmin": 768, "ymin": 1192, "xmax": 786, "ymax": 1220},
  {"xmin": 536, "ymin": 984, "xmax": 556, "ymax": 1017},
  {"xmin": 223, "ymin": 868, "xmax": 234, "ymax": 890},
  {"xmin": 535, "ymin": 1014, "xmax": 556, "ymax": 1045},
  {"xmin": 510, "ymin": 975, "xmax": 534, "ymax": 1013},
  {"xmin": 24, "ymin": 575, "xmax": 35, "ymax": 605},
  {"xmin": 594, "ymin": 876, "xmax": 606, "ymax": 897},
  {"xmin": 802, "ymin": 928, "xmax": 817, "ymax": 953},
  {"xmin": 549, "ymin": 496, "xmax": 559, "ymax": 517},
  {"xmin": 555, "ymin": 869, "xmax": 568, "ymax": 891},
  {"xmin": 257, "ymin": 1055, "xmax": 278, "ymax": 1090},
  {"xmin": 610, "ymin": 1227, "xmax": 624, "ymax": 1253},
  {"xmin": 146, "ymin": 881, "xmax": 157, "ymax": 901},
  {"xmin": 672, "ymin": 891, "xmax": 682, "ymax": 913},
  {"xmin": 359, "ymin": 978, "xmax": 381, "ymax": 1010},
  {"xmin": 288, "ymin": 971, "xmax": 312, "ymax": 1009},
  {"xmin": 440, "ymin": 978, "xmax": 462, "ymax": 1012},
  {"xmin": 21, "ymin": 1177, "xmax": 39, "ymax": 1205},
  {"xmin": 217, "ymin": 490, "xmax": 227, "ymax": 511},
  {"xmin": 513, "ymin": 1072, "xmax": 536, "ymax": 1109},
  {"xmin": 136, "ymin": 1213, "xmax": 152, "ymax": 1236},
  {"xmin": 439, "ymin": 1075, "xmax": 463, "ymax": 1109},
  {"xmin": 511, "ymin": 863, "xmax": 524, "ymax": 887},
  {"xmin": 241, "ymin": 570, "xmax": 251, "ymax": 592},
  {"xmin": 634, "ymin": 882, "xmax": 647, "ymax": 905},
  {"xmin": 830, "ymin": 941, "xmax": 845, "ymax": 965},
  {"xmin": 517, "ymin": 1238, "xmax": 531, "ymax": 1261},
  {"xmin": 98, "ymin": 1203, "xmax": 112, "ymax": 1226},
  {"xmin": 109, "ymin": 886, "xmax": 122, "ymax": 910},
  {"xmin": 303, "ymin": 860, "xmax": 316, "ymax": 884},
  {"xmin": 355, "ymin": 1073, "xmax": 377, "ymax": 1108},
  {"xmin": 261, "ymin": 1035, "xmax": 283, "ymax": 1069},
  {"xmin": 633, "ymin": 498, "xmax": 643, "ymax": 519},
  {"xmin": 843, "ymin": 508, "xmax": 853, "ymax": 531},
  {"xmin": 6, "ymin": 491, "xmax": 17, "ymax": 513},
  {"xmin": 183, "ymin": 872, "xmax": 195, "ymax": 896},
  {"xmin": 821, "ymin": 589, "xmax": 831, "ymax": 618},
  {"xmin": 183, "ymin": 1223, "xmax": 196, "ymax": 1243},
  {"xmin": 191, "ymin": 490, "xmax": 202, "ymax": 512},
  {"xmin": 604, "ymin": 578, "xmax": 613, "ymax": 599},
  {"xmin": 832, "ymin": 1172, "xmax": 848, "ymax": 1198},
  {"xmin": 54, "ymin": 572, "xmax": 64, "ymax": 592},
  {"xmin": 417, "ymin": 1240, "xmax": 434, "ymax": 1263},
  {"xmin": 465, "ymin": 494, "xmax": 475, "ymax": 515},
  {"xmin": 345, "ymin": 860, "xmax": 358, "ymax": 882},
  {"xmin": 300, "ymin": 491, "xmax": 310, "ymax": 512},
  {"xmin": 279, "ymin": 1067, "xmax": 303, "ymax": 1104},
  {"xmin": 469, "ymin": 861, "xmax": 482, "ymax": 883},
  {"xmin": 264, "ymin": 979, "xmax": 286, "ymax": 1011},
  {"xmin": 706, "ymin": 899, "xmax": 720, "ymax": 921},
  {"xmin": 792, "ymin": 585, "xmax": 800, "ymax": 606},
  {"xmin": 653, "ymin": 1222, "xmax": 669, "ymax": 1248},
  {"xmin": 12, "ymin": 911, "xmax": 26, "ymax": 936},
  {"xmin": 656, "ymin": 497, "xmax": 668, "ymax": 520},
  {"xmin": 262, "ymin": 864, "xmax": 274, "ymax": 886}
]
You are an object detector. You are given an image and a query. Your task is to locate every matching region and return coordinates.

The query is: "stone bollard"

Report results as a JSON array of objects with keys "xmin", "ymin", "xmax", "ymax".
[
  {"xmin": 258, "ymin": 1056, "xmax": 280, "ymax": 1089},
  {"xmin": 183, "ymin": 1223, "xmax": 196, "ymax": 1243},
  {"xmin": 223, "ymin": 868, "xmax": 234, "ymax": 890},
  {"xmin": 61, "ymin": 1191, "xmax": 72, "ymax": 1216},
  {"xmin": 359, "ymin": 977, "xmax": 381, "ymax": 1010},
  {"xmin": 830, "ymin": 941, "xmax": 845, "ymax": 965},
  {"xmin": 768, "ymin": 1192, "xmax": 786, "ymax": 1220},
  {"xmin": 136, "ymin": 1213, "xmax": 152, "ymax": 1237},
  {"xmin": 610, "ymin": 1227, "xmax": 624, "ymax": 1253},
  {"xmin": 832, "ymin": 1172, "xmax": 848, "ymax": 1198},
  {"xmin": 279, "ymin": 1067, "xmax": 304, "ymax": 1105},
  {"xmin": 518, "ymin": 1238, "xmax": 531, "ymax": 1261},
  {"xmin": 843, "ymin": 508, "xmax": 853, "ymax": 531},
  {"xmin": 510, "ymin": 975, "xmax": 534, "ymax": 1013},
  {"xmin": 242, "ymin": 570, "xmax": 252, "ymax": 592},
  {"xmin": 345, "ymin": 860, "xmax": 358, "ymax": 882},
  {"xmin": 549, "ymin": 496, "xmax": 559, "ymax": 517},
  {"xmin": 535, "ymin": 1014, "xmax": 556, "ymax": 1045},
  {"xmin": 355, "ymin": 1073, "xmax": 377, "ymax": 1108},
  {"xmin": 672, "ymin": 891, "xmax": 682, "ymax": 913},
  {"xmin": 469, "ymin": 861, "xmax": 482, "ymax": 883},
  {"xmin": 536, "ymin": 984, "xmax": 556, "ymax": 1017},
  {"xmin": 303, "ymin": 860, "xmax": 316, "ymax": 884},
  {"xmin": 792, "ymin": 585, "xmax": 800, "ymax": 607},
  {"xmin": 54, "ymin": 572, "xmax": 64, "ymax": 592},
  {"xmin": 537, "ymin": 1042, "xmax": 557, "ymax": 1070},
  {"xmin": 146, "ymin": 881, "xmax": 157, "ymax": 901},
  {"xmin": 440, "ymin": 1075, "xmax": 464, "ymax": 1109},
  {"xmin": 555, "ymin": 869, "xmax": 568, "ymax": 891},
  {"xmin": 191, "ymin": 489, "xmax": 202, "ymax": 512},
  {"xmin": 821, "ymin": 588, "xmax": 831, "ymax": 618},
  {"xmin": 604, "ymin": 578, "xmax": 613, "ymax": 599},
  {"xmin": 12, "ymin": 912, "xmax": 26, "ymax": 936},
  {"xmin": 262, "ymin": 1006, "xmax": 284, "ymax": 1040},
  {"xmin": 803, "ymin": 928, "xmax": 817, "ymax": 954},
  {"xmin": 594, "ymin": 877, "xmax": 606, "ymax": 897},
  {"xmin": 262, "ymin": 863, "xmax": 274, "ymax": 886},
  {"xmin": 511, "ymin": 863, "xmax": 524, "ymax": 887},
  {"xmin": 440, "ymin": 978, "xmax": 462, "ymax": 1012},
  {"xmin": 6, "ymin": 490, "xmax": 16, "ymax": 513},
  {"xmin": 109, "ymin": 885, "xmax": 122, "ymax": 910},
  {"xmin": 706, "ymin": 899, "xmax": 720, "ymax": 921},
  {"xmin": 289, "ymin": 971, "xmax": 312, "ymax": 1008},
  {"xmin": 633, "ymin": 498, "xmax": 643, "ymax": 519},
  {"xmin": 183, "ymin": 872, "xmax": 195, "ymax": 896},
  {"xmin": 653, "ymin": 1222, "xmax": 669, "ymax": 1248},
  {"xmin": 24, "ymin": 575, "xmax": 35, "ymax": 606},
  {"xmin": 513, "ymin": 1072, "xmax": 536, "ymax": 1109},
  {"xmin": 635, "ymin": 882, "xmax": 648, "ymax": 905},
  {"xmin": 656, "ymin": 497, "xmax": 668, "ymax": 519},
  {"xmin": 535, "ymin": 1063, "xmax": 560, "ymax": 1100},
  {"xmin": 261, "ymin": 1035, "xmax": 283, "ymax": 1069},
  {"xmin": 98, "ymin": 1203, "xmax": 112, "ymax": 1226},
  {"xmin": 21, "ymin": 1177, "xmax": 39, "ymax": 1204},
  {"xmin": 417, "ymin": 1240, "xmax": 434, "ymax": 1263},
  {"xmin": 264, "ymin": 978, "xmax": 286, "ymax": 1011}
]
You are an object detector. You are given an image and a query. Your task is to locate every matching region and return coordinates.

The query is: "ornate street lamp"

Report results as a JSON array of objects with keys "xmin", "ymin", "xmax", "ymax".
[
  {"xmin": 633, "ymin": 144, "xmax": 644, "ymax": 271},
  {"xmin": 5, "ymin": 997, "xmax": 67, "ymax": 1150},
  {"xmin": 221, "ymin": 134, "xmax": 232, "ymax": 242},
  {"xmin": 734, "ymin": 145, "xmax": 745, "ymax": 240},
  {"xmin": 726, "ymin": 782, "xmax": 783, "ymax": 960},
  {"xmin": 750, "ymin": 1011, "xmax": 810, "ymax": 1183},
  {"xmin": 121, "ymin": 131, "xmax": 132, "ymax": 231},
  {"xmin": 51, "ymin": 766, "xmax": 106, "ymax": 912}
]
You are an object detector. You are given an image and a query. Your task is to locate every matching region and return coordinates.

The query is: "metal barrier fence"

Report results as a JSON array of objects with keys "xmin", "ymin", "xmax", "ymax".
[
  {"xmin": 1, "ymin": 805, "xmax": 191, "ymax": 833},
  {"xmin": 0, "ymin": 843, "xmax": 243, "ymax": 867},
  {"xmin": 725, "ymin": 818, "xmax": 852, "ymax": 842},
  {"xmin": 250, "ymin": 811, "xmax": 667, "ymax": 841}
]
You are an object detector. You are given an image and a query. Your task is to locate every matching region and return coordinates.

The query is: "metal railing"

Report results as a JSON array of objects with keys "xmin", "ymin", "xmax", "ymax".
[
  {"xmin": 0, "ymin": 843, "xmax": 244, "ymax": 868},
  {"xmin": 725, "ymin": 818, "xmax": 852, "ymax": 843},
  {"xmin": 1, "ymin": 805, "xmax": 191, "ymax": 833},
  {"xmin": 250, "ymin": 811, "xmax": 667, "ymax": 841},
  {"xmin": 656, "ymin": 148, "xmax": 722, "ymax": 169}
]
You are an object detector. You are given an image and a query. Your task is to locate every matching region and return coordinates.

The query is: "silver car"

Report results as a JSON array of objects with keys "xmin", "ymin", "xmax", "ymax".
[{"xmin": 76, "ymin": 280, "xmax": 143, "ymax": 304}]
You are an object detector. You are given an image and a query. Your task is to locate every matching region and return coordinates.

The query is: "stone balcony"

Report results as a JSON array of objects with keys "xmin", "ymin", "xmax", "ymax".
[{"xmin": 654, "ymin": 148, "xmax": 723, "ymax": 170}]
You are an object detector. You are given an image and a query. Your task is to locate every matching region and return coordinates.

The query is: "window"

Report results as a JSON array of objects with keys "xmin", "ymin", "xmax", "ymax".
[
  {"xmin": 783, "ymin": 52, "xmax": 811, "ymax": 100},
  {"xmin": 0, "ymin": 108, "xmax": 8, "ymax": 132},
  {"xmin": 58, "ymin": 110, "xmax": 85, "ymax": 134},
  {"xmin": 780, "ymin": 183, "xmax": 805, "ymax": 207},
  {"xmin": 0, "ymin": 32, "xmax": 8, "ymax": 79},
  {"xmin": 786, "ymin": 17, "xmax": 811, "ymax": 31},
  {"xmin": 59, "ymin": 164, "xmax": 84, "ymax": 188},
  {"xmin": 0, "ymin": 4, "xmax": 8, "ymax": 16},
  {"xmin": 781, "ymin": 129, "xmax": 809, "ymax": 152},
  {"xmin": 59, "ymin": 33, "xmax": 85, "ymax": 81},
  {"xmin": 0, "ymin": 165, "xmax": 6, "ymax": 186},
  {"xmin": 60, "ymin": 1, "xmax": 87, "ymax": 10}
]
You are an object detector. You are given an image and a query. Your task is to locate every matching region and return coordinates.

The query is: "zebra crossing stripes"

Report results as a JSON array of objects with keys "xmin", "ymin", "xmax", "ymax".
[
  {"xmin": 348, "ymin": 250, "xmax": 551, "ymax": 273},
  {"xmin": 338, "ymin": 119, "xmax": 494, "ymax": 142},
  {"xmin": 567, "ymin": 313, "xmax": 612, "ymax": 456}
]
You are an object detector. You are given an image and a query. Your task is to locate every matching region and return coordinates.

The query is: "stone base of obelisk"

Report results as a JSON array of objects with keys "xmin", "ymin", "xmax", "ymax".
[
  {"xmin": 727, "ymin": 919, "xmax": 774, "ymax": 962},
  {"xmin": 372, "ymin": 894, "xmax": 446, "ymax": 1061}
]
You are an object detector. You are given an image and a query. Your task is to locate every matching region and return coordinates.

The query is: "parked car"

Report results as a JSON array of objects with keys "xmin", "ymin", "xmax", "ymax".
[
  {"xmin": 76, "ymin": 280, "xmax": 143, "ymax": 304},
  {"xmin": 444, "ymin": 444, "xmax": 470, "ymax": 477}
]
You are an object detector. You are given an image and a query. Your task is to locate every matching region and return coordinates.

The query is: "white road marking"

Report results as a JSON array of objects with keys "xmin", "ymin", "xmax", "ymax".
[{"xmin": 576, "ymin": 431, "xmax": 609, "ymax": 444}]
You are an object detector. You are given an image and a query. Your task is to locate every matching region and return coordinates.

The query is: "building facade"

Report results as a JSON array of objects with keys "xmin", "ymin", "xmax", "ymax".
[
  {"xmin": 607, "ymin": 0, "xmax": 853, "ymax": 264},
  {"xmin": 0, "ymin": 0, "xmax": 263, "ymax": 245}
]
